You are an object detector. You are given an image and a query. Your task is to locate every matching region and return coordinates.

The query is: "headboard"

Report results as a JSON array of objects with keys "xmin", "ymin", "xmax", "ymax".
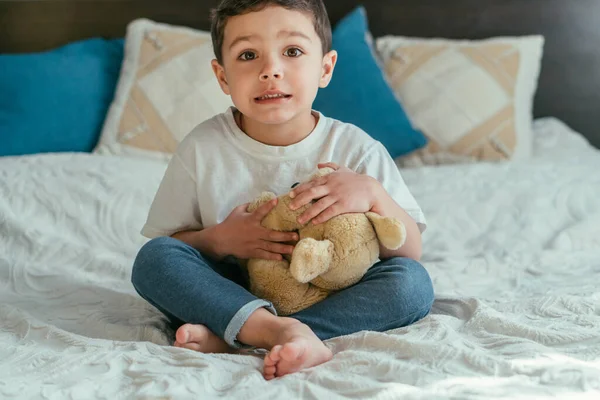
[{"xmin": 1, "ymin": 0, "xmax": 599, "ymax": 148}]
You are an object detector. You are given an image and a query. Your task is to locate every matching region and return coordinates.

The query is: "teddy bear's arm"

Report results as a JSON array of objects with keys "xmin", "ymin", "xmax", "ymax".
[{"xmin": 365, "ymin": 212, "xmax": 407, "ymax": 250}]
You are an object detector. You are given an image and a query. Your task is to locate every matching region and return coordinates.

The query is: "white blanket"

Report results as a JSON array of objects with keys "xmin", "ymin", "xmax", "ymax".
[{"xmin": 1, "ymin": 118, "xmax": 599, "ymax": 399}]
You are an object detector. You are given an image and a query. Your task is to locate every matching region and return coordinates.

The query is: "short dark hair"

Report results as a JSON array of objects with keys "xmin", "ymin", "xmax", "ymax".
[{"xmin": 210, "ymin": 0, "xmax": 332, "ymax": 64}]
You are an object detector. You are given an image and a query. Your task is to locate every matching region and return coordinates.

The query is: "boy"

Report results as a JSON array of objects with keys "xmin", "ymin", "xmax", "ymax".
[{"xmin": 132, "ymin": 0, "xmax": 434, "ymax": 380}]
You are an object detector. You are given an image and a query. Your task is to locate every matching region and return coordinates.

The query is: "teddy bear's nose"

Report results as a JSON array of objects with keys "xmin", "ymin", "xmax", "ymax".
[{"xmin": 291, "ymin": 182, "xmax": 300, "ymax": 188}]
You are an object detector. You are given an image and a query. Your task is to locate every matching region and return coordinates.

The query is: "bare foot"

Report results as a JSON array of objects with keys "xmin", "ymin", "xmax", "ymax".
[
  {"xmin": 173, "ymin": 323, "xmax": 235, "ymax": 354},
  {"xmin": 263, "ymin": 320, "xmax": 333, "ymax": 380}
]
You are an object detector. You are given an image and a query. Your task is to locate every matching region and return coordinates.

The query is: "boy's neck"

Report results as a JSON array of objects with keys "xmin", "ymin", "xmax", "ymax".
[{"xmin": 235, "ymin": 110, "xmax": 317, "ymax": 147}]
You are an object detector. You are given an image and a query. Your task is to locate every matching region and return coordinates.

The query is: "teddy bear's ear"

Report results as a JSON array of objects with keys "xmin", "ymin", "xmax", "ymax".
[{"xmin": 309, "ymin": 167, "xmax": 336, "ymax": 181}]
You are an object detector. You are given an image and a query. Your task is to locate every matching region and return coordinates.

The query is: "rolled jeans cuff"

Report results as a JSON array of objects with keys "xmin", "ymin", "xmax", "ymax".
[{"xmin": 223, "ymin": 299, "xmax": 277, "ymax": 349}]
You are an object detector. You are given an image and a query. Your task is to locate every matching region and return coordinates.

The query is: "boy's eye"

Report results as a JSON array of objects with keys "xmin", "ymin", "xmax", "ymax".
[
  {"xmin": 284, "ymin": 48, "xmax": 304, "ymax": 57},
  {"xmin": 239, "ymin": 51, "xmax": 257, "ymax": 61}
]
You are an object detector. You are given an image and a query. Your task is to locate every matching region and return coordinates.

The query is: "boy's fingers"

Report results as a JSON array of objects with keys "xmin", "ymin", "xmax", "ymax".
[
  {"xmin": 317, "ymin": 162, "xmax": 340, "ymax": 170},
  {"xmin": 289, "ymin": 185, "xmax": 329, "ymax": 210},
  {"xmin": 237, "ymin": 203, "xmax": 251, "ymax": 213},
  {"xmin": 252, "ymin": 198, "xmax": 278, "ymax": 220},
  {"xmin": 260, "ymin": 240, "xmax": 294, "ymax": 255},
  {"xmin": 252, "ymin": 250, "xmax": 283, "ymax": 261},
  {"xmin": 289, "ymin": 176, "xmax": 327, "ymax": 199},
  {"xmin": 266, "ymin": 230, "xmax": 299, "ymax": 242},
  {"xmin": 297, "ymin": 197, "xmax": 336, "ymax": 224},
  {"xmin": 312, "ymin": 203, "xmax": 342, "ymax": 225}
]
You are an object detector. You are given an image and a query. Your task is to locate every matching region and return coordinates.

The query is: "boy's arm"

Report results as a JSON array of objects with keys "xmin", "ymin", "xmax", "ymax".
[
  {"xmin": 171, "ymin": 226, "xmax": 222, "ymax": 260},
  {"xmin": 369, "ymin": 179, "xmax": 423, "ymax": 261},
  {"xmin": 171, "ymin": 199, "xmax": 298, "ymax": 262}
]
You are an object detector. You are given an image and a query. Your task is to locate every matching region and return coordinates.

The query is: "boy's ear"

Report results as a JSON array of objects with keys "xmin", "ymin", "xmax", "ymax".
[
  {"xmin": 319, "ymin": 50, "xmax": 338, "ymax": 88},
  {"xmin": 211, "ymin": 59, "xmax": 231, "ymax": 95}
]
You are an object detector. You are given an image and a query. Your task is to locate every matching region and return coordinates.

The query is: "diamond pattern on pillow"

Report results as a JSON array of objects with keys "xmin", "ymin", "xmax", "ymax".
[
  {"xmin": 95, "ymin": 19, "xmax": 234, "ymax": 160},
  {"xmin": 376, "ymin": 35, "xmax": 544, "ymax": 165}
]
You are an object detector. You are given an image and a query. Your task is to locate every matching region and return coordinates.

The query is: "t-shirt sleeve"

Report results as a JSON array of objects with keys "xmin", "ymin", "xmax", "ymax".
[
  {"xmin": 140, "ymin": 153, "xmax": 203, "ymax": 239},
  {"xmin": 357, "ymin": 142, "xmax": 427, "ymax": 232}
]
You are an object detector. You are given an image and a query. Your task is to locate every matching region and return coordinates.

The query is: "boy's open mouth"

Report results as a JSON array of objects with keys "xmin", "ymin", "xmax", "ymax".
[{"xmin": 255, "ymin": 93, "xmax": 292, "ymax": 101}]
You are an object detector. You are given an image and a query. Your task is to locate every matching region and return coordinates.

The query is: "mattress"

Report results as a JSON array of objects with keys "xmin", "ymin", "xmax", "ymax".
[{"xmin": 1, "ymin": 117, "xmax": 599, "ymax": 399}]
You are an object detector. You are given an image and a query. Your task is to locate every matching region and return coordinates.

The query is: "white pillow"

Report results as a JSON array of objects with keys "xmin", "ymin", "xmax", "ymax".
[
  {"xmin": 95, "ymin": 19, "xmax": 233, "ymax": 160},
  {"xmin": 376, "ymin": 35, "xmax": 544, "ymax": 166}
]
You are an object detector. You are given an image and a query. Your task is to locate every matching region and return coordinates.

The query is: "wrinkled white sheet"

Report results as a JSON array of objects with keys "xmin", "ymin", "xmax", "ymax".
[{"xmin": 1, "ymin": 118, "xmax": 599, "ymax": 399}]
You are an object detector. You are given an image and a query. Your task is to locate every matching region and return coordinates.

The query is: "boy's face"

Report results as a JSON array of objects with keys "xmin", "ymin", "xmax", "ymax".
[{"xmin": 212, "ymin": 5, "xmax": 337, "ymax": 126}]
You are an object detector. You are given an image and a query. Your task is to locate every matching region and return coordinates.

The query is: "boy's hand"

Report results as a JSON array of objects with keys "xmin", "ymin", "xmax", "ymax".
[
  {"xmin": 214, "ymin": 198, "xmax": 299, "ymax": 261},
  {"xmin": 288, "ymin": 162, "xmax": 380, "ymax": 225}
]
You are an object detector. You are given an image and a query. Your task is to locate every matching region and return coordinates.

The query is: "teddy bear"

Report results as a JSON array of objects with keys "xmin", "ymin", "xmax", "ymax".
[{"xmin": 244, "ymin": 167, "xmax": 407, "ymax": 316}]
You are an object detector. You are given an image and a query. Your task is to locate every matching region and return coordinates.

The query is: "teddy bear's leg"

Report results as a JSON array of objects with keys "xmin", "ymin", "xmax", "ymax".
[
  {"xmin": 365, "ymin": 212, "xmax": 407, "ymax": 250},
  {"xmin": 247, "ymin": 259, "xmax": 329, "ymax": 316},
  {"xmin": 289, "ymin": 238, "xmax": 334, "ymax": 283},
  {"xmin": 246, "ymin": 191, "xmax": 277, "ymax": 213}
]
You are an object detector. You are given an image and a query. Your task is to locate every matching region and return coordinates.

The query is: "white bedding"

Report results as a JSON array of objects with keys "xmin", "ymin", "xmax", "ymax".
[{"xmin": 1, "ymin": 118, "xmax": 599, "ymax": 399}]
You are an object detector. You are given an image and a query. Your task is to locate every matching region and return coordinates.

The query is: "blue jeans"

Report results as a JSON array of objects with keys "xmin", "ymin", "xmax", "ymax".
[{"xmin": 131, "ymin": 236, "xmax": 434, "ymax": 348}]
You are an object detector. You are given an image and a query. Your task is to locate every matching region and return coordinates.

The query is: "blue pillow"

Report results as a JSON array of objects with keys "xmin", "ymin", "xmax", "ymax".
[
  {"xmin": 313, "ymin": 6, "xmax": 427, "ymax": 158},
  {"xmin": 0, "ymin": 38, "xmax": 124, "ymax": 157}
]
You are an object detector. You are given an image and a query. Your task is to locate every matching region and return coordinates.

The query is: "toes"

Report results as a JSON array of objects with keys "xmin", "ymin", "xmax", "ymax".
[
  {"xmin": 263, "ymin": 365, "xmax": 277, "ymax": 380},
  {"xmin": 263, "ymin": 345, "xmax": 283, "ymax": 380},
  {"xmin": 173, "ymin": 339, "xmax": 202, "ymax": 352},
  {"xmin": 175, "ymin": 323, "xmax": 215, "ymax": 345},
  {"xmin": 175, "ymin": 324, "xmax": 192, "ymax": 343},
  {"xmin": 264, "ymin": 365, "xmax": 277, "ymax": 375},
  {"xmin": 181, "ymin": 342, "xmax": 203, "ymax": 352},
  {"xmin": 186, "ymin": 325, "xmax": 210, "ymax": 343},
  {"xmin": 264, "ymin": 344, "xmax": 282, "ymax": 367}
]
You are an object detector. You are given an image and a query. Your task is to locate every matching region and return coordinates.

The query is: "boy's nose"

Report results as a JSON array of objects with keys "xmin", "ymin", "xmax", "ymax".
[
  {"xmin": 260, "ymin": 71, "xmax": 282, "ymax": 81},
  {"xmin": 260, "ymin": 58, "xmax": 284, "ymax": 81}
]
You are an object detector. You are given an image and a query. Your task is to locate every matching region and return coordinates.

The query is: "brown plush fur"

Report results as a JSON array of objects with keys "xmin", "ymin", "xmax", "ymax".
[{"xmin": 245, "ymin": 168, "xmax": 407, "ymax": 315}]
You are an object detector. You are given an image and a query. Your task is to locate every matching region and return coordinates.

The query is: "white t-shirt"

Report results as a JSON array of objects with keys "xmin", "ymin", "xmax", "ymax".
[{"xmin": 141, "ymin": 107, "xmax": 426, "ymax": 238}]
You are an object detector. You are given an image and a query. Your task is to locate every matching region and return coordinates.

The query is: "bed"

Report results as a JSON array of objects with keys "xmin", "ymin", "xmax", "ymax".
[{"xmin": 1, "ymin": 1, "xmax": 600, "ymax": 399}]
